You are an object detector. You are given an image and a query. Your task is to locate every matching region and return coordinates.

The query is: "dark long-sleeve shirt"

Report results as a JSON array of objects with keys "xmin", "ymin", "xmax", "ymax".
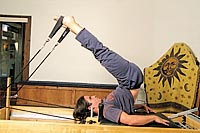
[{"xmin": 76, "ymin": 28, "xmax": 143, "ymax": 123}]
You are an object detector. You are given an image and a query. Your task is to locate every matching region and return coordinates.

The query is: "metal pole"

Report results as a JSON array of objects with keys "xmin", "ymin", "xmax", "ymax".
[{"xmin": 6, "ymin": 77, "xmax": 11, "ymax": 120}]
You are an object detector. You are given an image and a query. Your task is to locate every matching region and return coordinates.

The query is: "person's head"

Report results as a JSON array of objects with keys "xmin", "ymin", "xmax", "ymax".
[{"xmin": 73, "ymin": 95, "xmax": 102, "ymax": 122}]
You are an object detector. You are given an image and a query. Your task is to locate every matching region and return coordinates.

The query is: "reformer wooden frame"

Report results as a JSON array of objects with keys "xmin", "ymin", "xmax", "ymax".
[{"xmin": 0, "ymin": 78, "xmax": 199, "ymax": 133}]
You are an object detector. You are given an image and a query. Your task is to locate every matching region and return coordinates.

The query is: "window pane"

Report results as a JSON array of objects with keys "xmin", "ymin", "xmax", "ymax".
[{"xmin": 0, "ymin": 22, "xmax": 24, "ymax": 90}]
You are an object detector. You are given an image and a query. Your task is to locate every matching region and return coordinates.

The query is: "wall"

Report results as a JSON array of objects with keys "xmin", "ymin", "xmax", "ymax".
[{"xmin": 0, "ymin": 0, "xmax": 199, "ymax": 85}]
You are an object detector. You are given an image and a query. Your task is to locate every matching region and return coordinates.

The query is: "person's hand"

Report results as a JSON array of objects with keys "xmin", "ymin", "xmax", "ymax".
[
  {"xmin": 53, "ymin": 16, "xmax": 75, "ymax": 28},
  {"xmin": 143, "ymin": 105, "xmax": 156, "ymax": 113},
  {"xmin": 154, "ymin": 115, "xmax": 169, "ymax": 126},
  {"xmin": 53, "ymin": 16, "xmax": 83, "ymax": 35}
]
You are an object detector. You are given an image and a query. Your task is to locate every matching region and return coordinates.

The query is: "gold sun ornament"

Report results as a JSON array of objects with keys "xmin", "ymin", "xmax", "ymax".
[{"xmin": 153, "ymin": 47, "xmax": 188, "ymax": 87}]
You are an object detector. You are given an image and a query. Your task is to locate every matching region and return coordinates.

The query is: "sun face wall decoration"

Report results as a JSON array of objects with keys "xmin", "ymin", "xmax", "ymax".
[
  {"xmin": 144, "ymin": 43, "xmax": 199, "ymax": 113},
  {"xmin": 153, "ymin": 47, "xmax": 188, "ymax": 88}
]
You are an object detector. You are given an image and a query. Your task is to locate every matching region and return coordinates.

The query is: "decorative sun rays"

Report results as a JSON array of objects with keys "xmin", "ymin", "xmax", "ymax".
[{"xmin": 153, "ymin": 47, "xmax": 188, "ymax": 87}]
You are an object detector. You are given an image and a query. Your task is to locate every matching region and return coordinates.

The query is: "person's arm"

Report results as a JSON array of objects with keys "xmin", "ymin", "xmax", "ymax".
[{"xmin": 120, "ymin": 111, "xmax": 169, "ymax": 126}]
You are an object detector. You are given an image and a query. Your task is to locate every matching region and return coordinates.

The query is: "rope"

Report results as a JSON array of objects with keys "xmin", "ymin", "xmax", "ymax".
[
  {"xmin": 16, "ymin": 97, "xmax": 74, "ymax": 109},
  {"xmin": 15, "ymin": 43, "xmax": 59, "ymax": 95}
]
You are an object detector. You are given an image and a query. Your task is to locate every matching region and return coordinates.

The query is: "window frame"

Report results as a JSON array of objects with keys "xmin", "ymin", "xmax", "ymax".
[{"xmin": 0, "ymin": 14, "xmax": 31, "ymax": 81}]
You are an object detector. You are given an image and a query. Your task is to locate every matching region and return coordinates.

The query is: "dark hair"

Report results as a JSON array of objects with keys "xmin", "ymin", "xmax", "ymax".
[{"xmin": 73, "ymin": 96, "xmax": 91, "ymax": 123}]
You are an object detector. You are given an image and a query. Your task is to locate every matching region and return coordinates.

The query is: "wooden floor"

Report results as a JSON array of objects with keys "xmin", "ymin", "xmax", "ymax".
[{"xmin": 0, "ymin": 106, "xmax": 199, "ymax": 133}]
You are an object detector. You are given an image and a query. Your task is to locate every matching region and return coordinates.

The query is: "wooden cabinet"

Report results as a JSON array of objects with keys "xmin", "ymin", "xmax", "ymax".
[{"xmin": 16, "ymin": 81, "xmax": 116, "ymax": 108}]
